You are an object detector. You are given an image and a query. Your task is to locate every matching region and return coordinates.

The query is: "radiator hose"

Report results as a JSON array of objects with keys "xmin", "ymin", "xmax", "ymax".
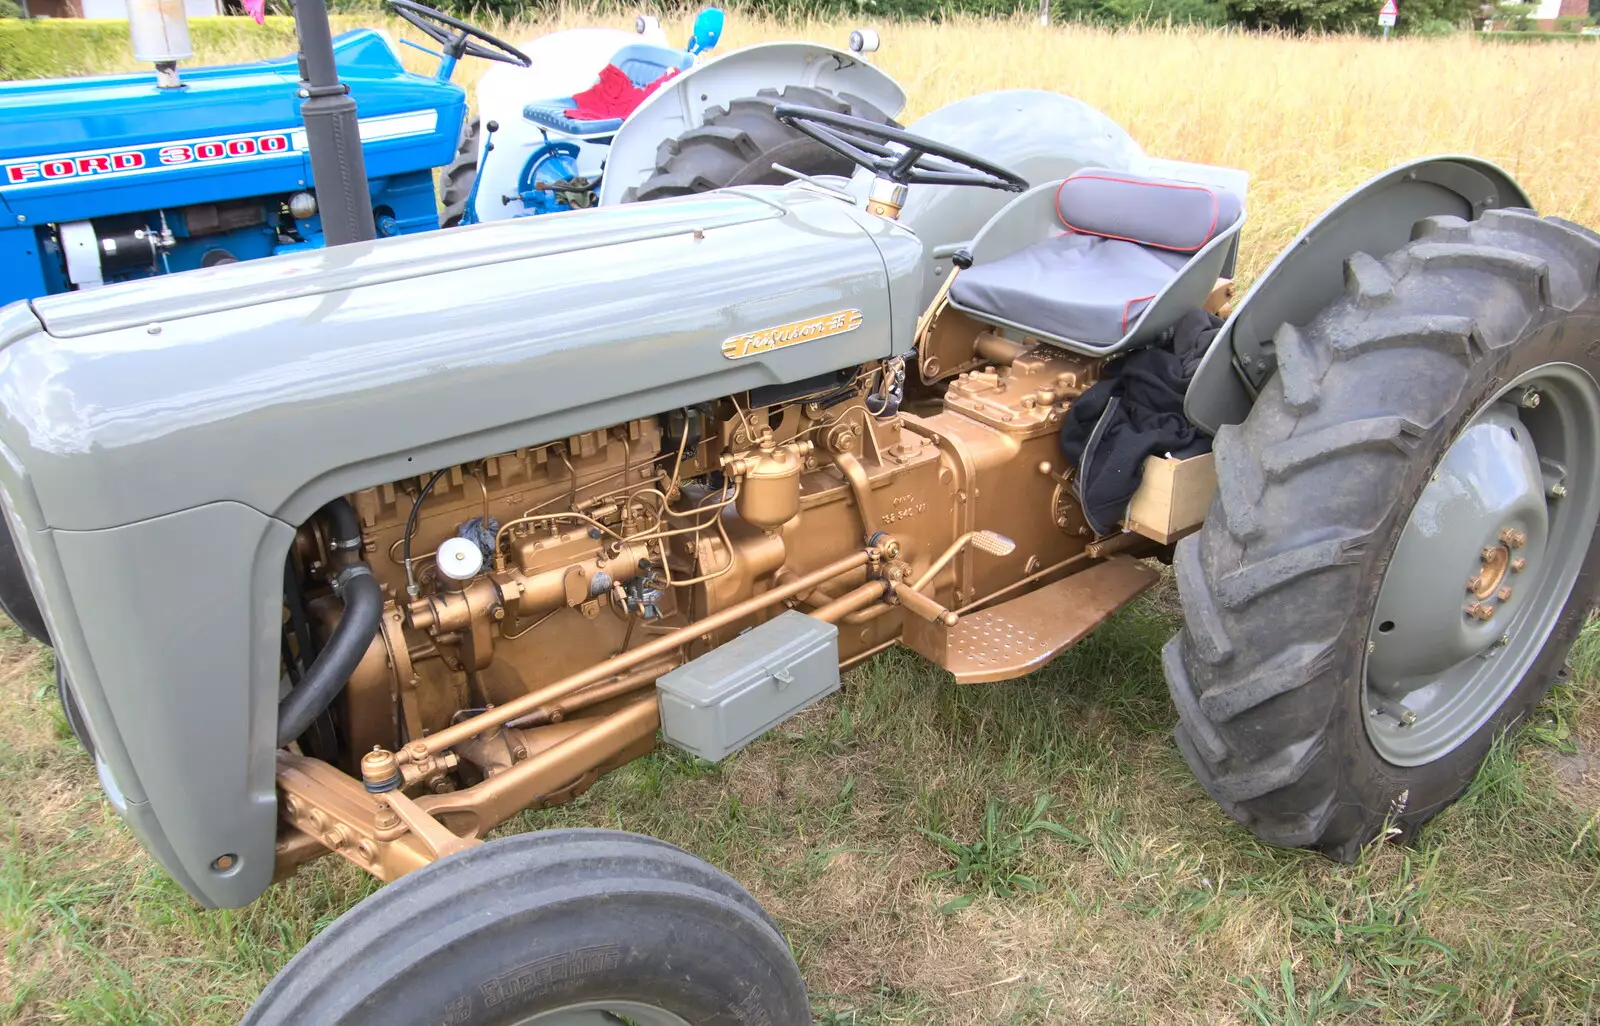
[{"xmin": 276, "ymin": 499, "xmax": 382, "ymax": 749}]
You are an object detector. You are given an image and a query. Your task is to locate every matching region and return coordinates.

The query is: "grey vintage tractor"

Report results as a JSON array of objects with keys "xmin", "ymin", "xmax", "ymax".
[{"xmin": 0, "ymin": 9, "xmax": 1595, "ymax": 1021}]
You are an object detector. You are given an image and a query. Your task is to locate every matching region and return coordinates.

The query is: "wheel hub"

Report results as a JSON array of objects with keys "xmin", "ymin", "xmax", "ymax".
[
  {"xmin": 1368, "ymin": 405, "xmax": 1548, "ymax": 696},
  {"xmin": 1466, "ymin": 540, "xmax": 1512, "ymax": 601},
  {"xmin": 1364, "ymin": 366, "xmax": 1600, "ymax": 767}
]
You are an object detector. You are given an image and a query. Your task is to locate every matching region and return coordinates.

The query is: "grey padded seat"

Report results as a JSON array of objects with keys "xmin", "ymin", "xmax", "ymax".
[{"xmin": 950, "ymin": 169, "xmax": 1243, "ymax": 346}]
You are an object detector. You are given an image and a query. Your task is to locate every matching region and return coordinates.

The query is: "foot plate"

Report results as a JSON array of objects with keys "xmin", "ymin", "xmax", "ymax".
[{"xmin": 908, "ymin": 556, "xmax": 1159, "ymax": 684}]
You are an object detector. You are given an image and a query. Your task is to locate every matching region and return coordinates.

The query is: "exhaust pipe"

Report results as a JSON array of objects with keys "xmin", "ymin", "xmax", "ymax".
[
  {"xmin": 291, "ymin": 0, "xmax": 378, "ymax": 246},
  {"xmin": 126, "ymin": 0, "xmax": 192, "ymax": 89}
]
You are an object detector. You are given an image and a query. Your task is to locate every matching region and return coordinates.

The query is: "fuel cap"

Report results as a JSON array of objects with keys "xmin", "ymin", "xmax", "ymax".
[{"xmin": 436, "ymin": 536, "xmax": 484, "ymax": 581}]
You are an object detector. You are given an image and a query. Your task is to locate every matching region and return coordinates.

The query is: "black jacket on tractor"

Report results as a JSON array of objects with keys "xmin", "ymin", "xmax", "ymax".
[{"xmin": 1059, "ymin": 308, "xmax": 1222, "ymax": 536}]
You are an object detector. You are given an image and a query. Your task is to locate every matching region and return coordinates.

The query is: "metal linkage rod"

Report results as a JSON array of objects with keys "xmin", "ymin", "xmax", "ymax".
[{"xmin": 405, "ymin": 549, "xmax": 877, "ymax": 758}]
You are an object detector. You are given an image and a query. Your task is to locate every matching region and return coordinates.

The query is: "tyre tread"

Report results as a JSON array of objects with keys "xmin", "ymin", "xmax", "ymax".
[{"xmin": 1167, "ymin": 210, "xmax": 1600, "ymax": 857}]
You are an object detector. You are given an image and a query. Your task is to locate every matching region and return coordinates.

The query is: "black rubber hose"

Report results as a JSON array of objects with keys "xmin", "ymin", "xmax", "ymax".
[
  {"xmin": 403, "ymin": 468, "xmax": 450, "ymax": 597},
  {"xmin": 276, "ymin": 499, "xmax": 381, "ymax": 749},
  {"xmin": 325, "ymin": 497, "xmax": 361, "ymax": 544}
]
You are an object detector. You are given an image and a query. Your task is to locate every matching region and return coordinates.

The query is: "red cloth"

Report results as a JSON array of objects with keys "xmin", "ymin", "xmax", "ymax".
[{"xmin": 564, "ymin": 63, "xmax": 679, "ymax": 122}]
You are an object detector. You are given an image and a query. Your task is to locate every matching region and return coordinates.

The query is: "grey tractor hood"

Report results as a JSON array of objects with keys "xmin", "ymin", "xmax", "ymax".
[{"xmin": 0, "ymin": 186, "xmax": 925, "ymax": 533}]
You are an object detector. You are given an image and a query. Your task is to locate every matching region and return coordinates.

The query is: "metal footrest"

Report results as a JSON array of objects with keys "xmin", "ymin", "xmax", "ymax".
[{"xmin": 906, "ymin": 556, "xmax": 1159, "ymax": 684}]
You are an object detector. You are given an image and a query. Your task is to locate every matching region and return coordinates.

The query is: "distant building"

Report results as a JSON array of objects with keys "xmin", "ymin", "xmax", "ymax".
[
  {"xmin": 1482, "ymin": 0, "xmax": 1591, "ymax": 29},
  {"xmin": 17, "ymin": 0, "xmax": 220, "ymax": 18},
  {"xmin": 1528, "ymin": 0, "xmax": 1590, "ymax": 26}
]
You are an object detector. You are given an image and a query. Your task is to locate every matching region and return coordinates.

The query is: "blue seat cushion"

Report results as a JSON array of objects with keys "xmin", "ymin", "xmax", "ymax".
[{"xmin": 521, "ymin": 100, "xmax": 624, "ymax": 136}]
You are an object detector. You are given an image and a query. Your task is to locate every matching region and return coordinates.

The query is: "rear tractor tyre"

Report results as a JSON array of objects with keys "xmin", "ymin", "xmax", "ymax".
[
  {"xmin": 439, "ymin": 116, "xmax": 482, "ymax": 229},
  {"xmin": 626, "ymin": 86, "xmax": 894, "ymax": 203},
  {"xmin": 243, "ymin": 829, "xmax": 810, "ymax": 1025},
  {"xmin": 1167, "ymin": 209, "xmax": 1600, "ymax": 860}
]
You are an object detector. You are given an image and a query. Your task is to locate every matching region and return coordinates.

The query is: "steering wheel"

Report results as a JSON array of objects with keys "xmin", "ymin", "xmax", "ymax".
[
  {"xmin": 386, "ymin": 0, "xmax": 531, "ymax": 67},
  {"xmin": 773, "ymin": 105, "xmax": 1028, "ymax": 193}
]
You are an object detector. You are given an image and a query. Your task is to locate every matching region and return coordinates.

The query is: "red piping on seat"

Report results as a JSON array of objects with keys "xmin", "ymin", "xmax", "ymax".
[
  {"xmin": 1055, "ymin": 174, "xmax": 1221, "ymax": 253},
  {"xmin": 1122, "ymin": 294, "xmax": 1157, "ymax": 334}
]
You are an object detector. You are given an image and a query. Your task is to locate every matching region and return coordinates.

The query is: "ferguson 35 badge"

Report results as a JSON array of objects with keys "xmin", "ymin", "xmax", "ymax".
[{"xmin": 721, "ymin": 308, "xmax": 864, "ymax": 359}]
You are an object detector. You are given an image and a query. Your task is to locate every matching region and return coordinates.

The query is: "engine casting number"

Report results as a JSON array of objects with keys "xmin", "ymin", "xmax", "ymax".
[{"xmin": 881, "ymin": 494, "xmax": 926, "ymax": 525}]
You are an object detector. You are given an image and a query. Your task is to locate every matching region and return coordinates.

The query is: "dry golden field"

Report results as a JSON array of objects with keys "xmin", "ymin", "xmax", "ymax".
[
  {"xmin": 64, "ymin": 10, "xmax": 1600, "ymax": 283},
  {"xmin": 1, "ymin": 12, "xmax": 1599, "ymax": 1025}
]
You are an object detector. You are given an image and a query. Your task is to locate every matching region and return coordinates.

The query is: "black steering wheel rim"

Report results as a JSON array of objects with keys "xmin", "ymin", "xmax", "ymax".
[
  {"xmin": 386, "ymin": 0, "xmax": 531, "ymax": 67},
  {"xmin": 773, "ymin": 105, "xmax": 1028, "ymax": 193}
]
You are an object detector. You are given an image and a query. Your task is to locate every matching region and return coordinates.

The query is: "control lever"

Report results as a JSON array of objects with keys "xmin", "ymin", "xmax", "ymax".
[{"xmin": 913, "ymin": 530, "xmax": 1017, "ymax": 592}]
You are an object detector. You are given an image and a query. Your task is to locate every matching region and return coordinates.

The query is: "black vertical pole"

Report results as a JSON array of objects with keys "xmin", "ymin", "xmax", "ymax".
[{"xmin": 292, "ymin": 0, "xmax": 377, "ymax": 245}]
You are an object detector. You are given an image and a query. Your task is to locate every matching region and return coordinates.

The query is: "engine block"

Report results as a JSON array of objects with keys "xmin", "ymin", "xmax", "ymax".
[{"xmin": 289, "ymin": 346, "xmax": 1103, "ymax": 813}]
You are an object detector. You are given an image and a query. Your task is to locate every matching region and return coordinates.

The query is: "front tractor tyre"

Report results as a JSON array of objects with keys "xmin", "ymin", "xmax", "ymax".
[
  {"xmin": 1167, "ymin": 209, "xmax": 1600, "ymax": 860},
  {"xmin": 626, "ymin": 86, "xmax": 894, "ymax": 203},
  {"xmin": 244, "ymin": 830, "xmax": 810, "ymax": 1025}
]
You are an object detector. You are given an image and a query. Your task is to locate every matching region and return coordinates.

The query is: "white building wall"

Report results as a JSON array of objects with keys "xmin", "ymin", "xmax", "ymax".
[{"xmin": 80, "ymin": 0, "xmax": 222, "ymax": 18}]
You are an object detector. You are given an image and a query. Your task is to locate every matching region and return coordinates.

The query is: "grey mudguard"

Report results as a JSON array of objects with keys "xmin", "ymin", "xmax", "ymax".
[
  {"xmin": 0, "ymin": 186, "xmax": 924, "ymax": 907},
  {"xmin": 1185, "ymin": 156, "xmax": 1533, "ymax": 434}
]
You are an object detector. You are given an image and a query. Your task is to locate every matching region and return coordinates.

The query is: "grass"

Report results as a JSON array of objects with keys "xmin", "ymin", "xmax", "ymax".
[
  {"xmin": 1, "ymin": 575, "xmax": 1596, "ymax": 1023},
  {"xmin": 2, "ymin": 9, "xmax": 1600, "ymax": 1025}
]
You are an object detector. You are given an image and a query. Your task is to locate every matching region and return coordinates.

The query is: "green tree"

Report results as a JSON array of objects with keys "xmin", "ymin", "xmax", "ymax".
[
  {"xmin": 1226, "ymin": 0, "xmax": 1473, "ymax": 31},
  {"xmin": 1224, "ymin": 0, "xmax": 1370, "ymax": 31}
]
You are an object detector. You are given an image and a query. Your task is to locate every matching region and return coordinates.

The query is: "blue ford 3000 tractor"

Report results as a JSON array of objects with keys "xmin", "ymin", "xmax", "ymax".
[{"xmin": 0, "ymin": 0, "xmax": 902, "ymax": 305}]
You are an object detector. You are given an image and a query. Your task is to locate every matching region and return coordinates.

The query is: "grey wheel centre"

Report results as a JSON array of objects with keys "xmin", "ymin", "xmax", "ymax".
[
  {"xmin": 1365, "ymin": 362, "xmax": 1600, "ymax": 765},
  {"xmin": 512, "ymin": 999, "xmax": 693, "ymax": 1025}
]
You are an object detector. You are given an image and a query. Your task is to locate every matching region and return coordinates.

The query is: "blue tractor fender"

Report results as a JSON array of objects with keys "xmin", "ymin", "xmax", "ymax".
[
  {"xmin": 1185, "ymin": 156, "xmax": 1535, "ymax": 434},
  {"xmin": 596, "ymin": 41, "xmax": 907, "ymax": 207}
]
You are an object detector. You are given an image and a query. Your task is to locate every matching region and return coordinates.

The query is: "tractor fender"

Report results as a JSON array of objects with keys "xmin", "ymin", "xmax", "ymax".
[
  {"xmin": 597, "ymin": 42, "xmax": 907, "ymax": 206},
  {"xmin": 891, "ymin": 90, "xmax": 1145, "ymax": 310},
  {"xmin": 1185, "ymin": 156, "xmax": 1535, "ymax": 434}
]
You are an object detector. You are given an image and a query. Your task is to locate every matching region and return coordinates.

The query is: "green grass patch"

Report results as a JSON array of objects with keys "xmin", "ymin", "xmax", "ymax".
[
  {"xmin": 0, "ymin": 596, "xmax": 1597, "ymax": 1021},
  {"xmin": 0, "ymin": 16, "xmax": 357, "ymax": 80}
]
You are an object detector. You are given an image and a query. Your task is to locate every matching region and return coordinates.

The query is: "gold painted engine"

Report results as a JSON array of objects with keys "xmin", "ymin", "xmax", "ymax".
[{"xmin": 276, "ymin": 334, "xmax": 1162, "ymax": 880}]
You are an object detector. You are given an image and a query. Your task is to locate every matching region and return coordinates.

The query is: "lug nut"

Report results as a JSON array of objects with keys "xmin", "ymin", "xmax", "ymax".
[
  {"xmin": 1465, "ymin": 602, "xmax": 1495, "ymax": 620},
  {"xmin": 1519, "ymin": 389, "xmax": 1541, "ymax": 409},
  {"xmin": 1497, "ymin": 586, "xmax": 1513, "ymax": 602},
  {"xmin": 1481, "ymin": 547, "xmax": 1499, "ymax": 562},
  {"xmin": 1550, "ymin": 483, "xmax": 1568, "ymax": 499},
  {"xmin": 1511, "ymin": 557, "xmax": 1526, "ymax": 572},
  {"xmin": 1499, "ymin": 528, "xmax": 1527, "ymax": 549}
]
